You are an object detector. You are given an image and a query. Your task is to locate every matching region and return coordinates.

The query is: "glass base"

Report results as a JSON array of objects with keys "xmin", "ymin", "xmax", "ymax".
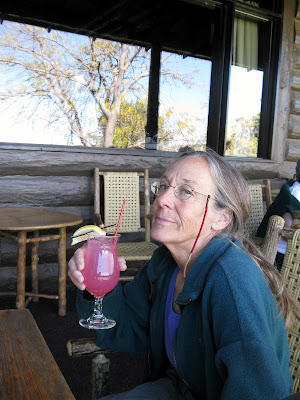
[{"xmin": 79, "ymin": 315, "xmax": 116, "ymax": 330}]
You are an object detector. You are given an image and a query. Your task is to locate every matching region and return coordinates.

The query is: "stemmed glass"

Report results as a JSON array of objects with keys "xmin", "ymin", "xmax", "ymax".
[{"xmin": 79, "ymin": 234, "xmax": 120, "ymax": 330}]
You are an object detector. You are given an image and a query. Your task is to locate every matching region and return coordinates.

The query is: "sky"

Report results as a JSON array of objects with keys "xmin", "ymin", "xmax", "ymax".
[{"xmin": 0, "ymin": 22, "xmax": 263, "ymax": 147}]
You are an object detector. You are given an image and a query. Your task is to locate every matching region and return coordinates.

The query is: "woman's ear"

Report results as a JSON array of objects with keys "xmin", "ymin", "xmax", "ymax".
[{"xmin": 211, "ymin": 208, "xmax": 233, "ymax": 231}]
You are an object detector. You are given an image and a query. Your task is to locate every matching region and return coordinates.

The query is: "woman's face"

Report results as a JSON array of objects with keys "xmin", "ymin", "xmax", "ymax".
[{"xmin": 151, "ymin": 156, "xmax": 223, "ymax": 252}]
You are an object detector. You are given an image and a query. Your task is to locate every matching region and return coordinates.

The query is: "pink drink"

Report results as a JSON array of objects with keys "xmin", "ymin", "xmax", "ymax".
[{"xmin": 82, "ymin": 235, "xmax": 120, "ymax": 298}]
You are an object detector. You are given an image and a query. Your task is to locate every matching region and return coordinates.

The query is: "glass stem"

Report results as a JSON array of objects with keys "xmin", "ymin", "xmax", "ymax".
[{"xmin": 93, "ymin": 297, "xmax": 104, "ymax": 318}]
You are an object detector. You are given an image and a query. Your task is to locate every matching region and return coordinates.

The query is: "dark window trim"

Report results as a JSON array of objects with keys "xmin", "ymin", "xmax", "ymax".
[
  {"xmin": 208, "ymin": 0, "xmax": 283, "ymax": 158},
  {"xmin": 257, "ymin": 17, "xmax": 282, "ymax": 158},
  {"xmin": 207, "ymin": 2, "xmax": 234, "ymax": 154}
]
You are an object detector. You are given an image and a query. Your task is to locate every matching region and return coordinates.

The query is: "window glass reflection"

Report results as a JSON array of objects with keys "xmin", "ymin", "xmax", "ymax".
[{"xmin": 158, "ymin": 53, "xmax": 211, "ymax": 152}]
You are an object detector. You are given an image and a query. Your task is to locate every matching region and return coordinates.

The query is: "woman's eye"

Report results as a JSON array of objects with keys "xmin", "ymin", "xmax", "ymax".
[
  {"xmin": 179, "ymin": 185, "xmax": 192, "ymax": 196},
  {"xmin": 160, "ymin": 184, "xmax": 168, "ymax": 191}
]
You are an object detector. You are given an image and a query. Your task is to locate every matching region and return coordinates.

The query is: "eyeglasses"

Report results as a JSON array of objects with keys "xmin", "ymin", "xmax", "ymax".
[{"xmin": 151, "ymin": 181, "xmax": 215, "ymax": 201}]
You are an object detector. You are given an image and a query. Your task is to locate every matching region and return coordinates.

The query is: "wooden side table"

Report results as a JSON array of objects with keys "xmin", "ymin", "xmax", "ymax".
[{"xmin": 0, "ymin": 208, "xmax": 83, "ymax": 316}]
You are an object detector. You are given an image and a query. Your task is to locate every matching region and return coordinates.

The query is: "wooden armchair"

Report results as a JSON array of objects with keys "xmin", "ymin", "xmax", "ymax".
[
  {"xmin": 244, "ymin": 180, "xmax": 285, "ymax": 264},
  {"xmin": 280, "ymin": 228, "xmax": 300, "ymax": 394},
  {"xmin": 94, "ymin": 168, "xmax": 158, "ymax": 281},
  {"xmin": 243, "ymin": 180, "xmax": 272, "ymax": 240}
]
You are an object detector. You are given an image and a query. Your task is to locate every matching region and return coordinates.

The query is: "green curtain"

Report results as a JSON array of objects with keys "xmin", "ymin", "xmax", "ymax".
[{"xmin": 232, "ymin": 2, "xmax": 259, "ymax": 71}]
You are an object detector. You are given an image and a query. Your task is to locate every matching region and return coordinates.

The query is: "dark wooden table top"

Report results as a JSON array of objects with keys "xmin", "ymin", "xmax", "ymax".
[
  {"xmin": 0, "ymin": 309, "xmax": 75, "ymax": 400},
  {"xmin": 0, "ymin": 207, "xmax": 83, "ymax": 231}
]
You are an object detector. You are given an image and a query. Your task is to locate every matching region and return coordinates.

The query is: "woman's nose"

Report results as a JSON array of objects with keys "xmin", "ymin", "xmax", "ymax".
[{"xmin": 156, "ymin": 186, "xmax": 176, "ymax": 208}]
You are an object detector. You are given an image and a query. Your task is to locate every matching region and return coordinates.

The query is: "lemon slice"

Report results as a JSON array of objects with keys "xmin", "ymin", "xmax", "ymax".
[{"xmin": 71, "ymin": 225, "xmax": 106, "ymax": 245}]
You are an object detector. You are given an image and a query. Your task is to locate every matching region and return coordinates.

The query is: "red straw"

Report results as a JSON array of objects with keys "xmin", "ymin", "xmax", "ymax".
[{"xmin": 113, "ymin": 199, "xmax": 126, "ymax": 243}]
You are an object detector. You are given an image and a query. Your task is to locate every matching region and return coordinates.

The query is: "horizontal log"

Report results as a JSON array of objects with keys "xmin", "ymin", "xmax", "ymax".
[
  {"xmin": 293, "ymin": 44, "xmax": 300, "ymax": 70},
  {"xmin": 0, "ymin": 176, "xmax": 93, "ymax": 207},
  {"xmin": 290, "ymin": 94, "xmax": 300, "ymax": 115},
  {"xmin": 0, "ymin": 143, "xmax": 298, "ymax": 181},
  {"xmin": 288, "ymin": 114, "xmax": 300, "ymax": 138},
  {"xmin": 0, "ymin": 175, "xmax": 155, "ymax": 209},
  {"xmin": 278, "ymin": 161, "xmax": 298, "ymax": 179},
  {"xmin": 286, "ymin": 139, "xmax": 300, "ymax": 161},
  {"xmin": 291, "ymin": 72, "xmax": 300, "ymax": 91},
  {"xmin": 229, "ymin": 160, "xmax": 279, "ymax": 180},
  {"xmin": 0, "ymin": 145, "xmax": 171, "ymax": 177}
]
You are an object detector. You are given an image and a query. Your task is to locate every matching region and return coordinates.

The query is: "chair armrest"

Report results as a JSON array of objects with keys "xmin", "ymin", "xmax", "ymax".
[
  {"xmin": 281, "ymin": 227, "xmax": 298, "ymax": 241},
  {"xmin": 261, "ymin": 215, "xmax": 285, "ymax": 264},
  {"xmin": 94, "ymin": 213, "xmax": 104, "ymax": 227}
]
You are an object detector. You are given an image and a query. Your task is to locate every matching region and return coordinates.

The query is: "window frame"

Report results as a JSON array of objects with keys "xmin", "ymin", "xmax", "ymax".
[{"xmin": 206, "ymin": 1, "xmax": 283, "ymax": 158}]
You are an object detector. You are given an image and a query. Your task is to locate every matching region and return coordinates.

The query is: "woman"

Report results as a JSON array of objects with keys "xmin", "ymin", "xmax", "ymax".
[
  {"xmin": 69, "ymin": 149, "xmax": 298, "ymax": 400},
  {"xmin": 257, "ymin": 159, "xmax": 300, "ymax": 270}
]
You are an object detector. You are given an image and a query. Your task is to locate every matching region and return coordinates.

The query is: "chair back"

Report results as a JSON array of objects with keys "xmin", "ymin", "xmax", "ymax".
[
  {"xmin": 102, "ymin": 171, "xmax": 141, "ymax": 233},
  {"xmin": 243, "ymin": 184, "xmax": 265, "ymax": 239},
  {"xmin": 243, "ymin": 180, "xmax": 272, "ymax": 239},
  {"xmin": 281, "ymin": 229, "xmax": 300, "ymax": 393},
  {"xmin": 94, "ymin": 168, "xmax": 151, "ymax": 240}
]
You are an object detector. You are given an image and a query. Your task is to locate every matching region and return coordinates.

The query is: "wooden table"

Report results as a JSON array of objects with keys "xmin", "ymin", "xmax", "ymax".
[
  {"xmin": 0, "ymin": 208, "xmax": 82, "ymax": 316},
  {"xmin": 0, "ymin": 309, "xmax": 75, "ymax": 400}
]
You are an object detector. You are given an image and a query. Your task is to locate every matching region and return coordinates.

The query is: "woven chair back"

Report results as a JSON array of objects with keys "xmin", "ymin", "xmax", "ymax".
[
  {"xmin": 281, "ymin": 229, "xmax": 300, "ymax": 393},
  {"xmin": 100, "ymin": 172, "xmax": 142, "ymax": 234},
  {"xmin": 243, "ymin": 184, "xmax": 265, "ymax": 239}
]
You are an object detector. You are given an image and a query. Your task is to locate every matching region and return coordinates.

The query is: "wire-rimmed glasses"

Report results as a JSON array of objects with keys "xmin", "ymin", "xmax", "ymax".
[{"xmin": 150, "ymin": 181, "xmax": 214, "ymax": 201}]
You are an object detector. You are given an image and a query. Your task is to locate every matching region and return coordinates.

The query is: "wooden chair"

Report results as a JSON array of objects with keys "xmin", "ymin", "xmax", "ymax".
[
  {"xmin": 243, "ymin": 179, "xmax": 272, "ymax": 240},
  {"xmin": 94, "ymin": 168, "xmax": 158, "ymax": 281},
  {"xmin": 243, "ymin": 179, "xmax": 285, "ymax": 264},
  {"xmin": 280, "ymin": 228, "xmax": 300, "ymax": 394}
]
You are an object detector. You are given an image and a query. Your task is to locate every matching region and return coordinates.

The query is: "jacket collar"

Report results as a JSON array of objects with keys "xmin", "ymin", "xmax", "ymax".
[
  {"xmin": 177, "ymin": 235, "xmax": 239, "ymax": 303},
  {"xmin": 148, "ymin": 235, "xmax": 241, "ymax": 304}
]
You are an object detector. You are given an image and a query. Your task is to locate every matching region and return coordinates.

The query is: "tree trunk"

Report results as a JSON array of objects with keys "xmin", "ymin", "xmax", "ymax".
[{"xmin": 104, "ymin": 112, "xmax": 118, "ymax": 147}]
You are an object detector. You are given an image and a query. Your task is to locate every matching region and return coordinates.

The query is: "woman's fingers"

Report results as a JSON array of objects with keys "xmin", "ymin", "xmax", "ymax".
[
  {"xmin": 118, "ymin": 257, "xmax": 127, "ymax": 271},
  {"xmin": 68, "ymin": 247, "xmax": 127, "ymax": 290},
  {"xmin": 68, "ymin": 245, "xmax": 87, "ymax": 290}
]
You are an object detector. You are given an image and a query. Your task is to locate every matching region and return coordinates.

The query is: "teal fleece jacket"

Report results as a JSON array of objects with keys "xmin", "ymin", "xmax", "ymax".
[
  {"xmin": 257, "ymin": 181, "xmax": 300, "ymax": 238},
  {"xmin": 77, "ymin": 235, "xmax": 292, "ymax": 400}
]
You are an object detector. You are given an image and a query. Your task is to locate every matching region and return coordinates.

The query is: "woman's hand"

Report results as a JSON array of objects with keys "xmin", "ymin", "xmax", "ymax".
[{"xmin": 68, "ymin": 244, "xmax": 127, "ymax": 291}]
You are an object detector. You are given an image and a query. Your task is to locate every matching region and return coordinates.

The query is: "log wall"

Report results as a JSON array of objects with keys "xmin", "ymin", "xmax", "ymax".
[
  {"xmin": 0, "ymin": 142, "xmax": 294, "ymax": 270},
  {"xmin": 288, "ymin": 1, "xmax": 300, "ymax": 160},
  {"xmin": 0, "ymin": 144, "xmax": 175, "ymax": 267}
]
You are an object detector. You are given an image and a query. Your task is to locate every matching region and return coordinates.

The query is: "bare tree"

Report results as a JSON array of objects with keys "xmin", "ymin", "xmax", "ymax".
[
  {"xmin": 0, "ymin": 23, "xmax": 151, "ymax": 146},
  {"xmin": 0, "ymin": 22, "xmax": 201, "ymax": 147}
]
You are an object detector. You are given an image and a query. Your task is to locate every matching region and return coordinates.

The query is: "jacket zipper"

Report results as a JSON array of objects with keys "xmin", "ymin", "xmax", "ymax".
[
  {"xmin": 146, "ymin": 271, "xmax": 153, "ymax": 379},
  {"xmin": 172, "ymin": 300, "xmax": 193, "ymax": 390}
]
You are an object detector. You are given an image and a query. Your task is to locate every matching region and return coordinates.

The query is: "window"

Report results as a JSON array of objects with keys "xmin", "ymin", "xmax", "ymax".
[
  {"xmin": 0, "ymin": 0, "xmax": 284, "ymax": 158},
  {"xmin": 206, "ymin": 0, "xmax": 283, "ymax": 158},
  {"xmin": 142, "ymin": 0, "xmax": 283, "ymax": 158}
]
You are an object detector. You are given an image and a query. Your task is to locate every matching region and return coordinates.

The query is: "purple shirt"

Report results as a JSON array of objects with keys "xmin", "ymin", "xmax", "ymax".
[{"xmin": 164, "ymin": 266, "xmax": 181, "ymax": 367}]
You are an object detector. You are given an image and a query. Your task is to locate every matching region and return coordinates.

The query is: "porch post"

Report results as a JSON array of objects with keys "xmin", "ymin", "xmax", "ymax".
[{"xmin": 145, "ymin": 44, "xmax": 161, "ymax": 150}]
